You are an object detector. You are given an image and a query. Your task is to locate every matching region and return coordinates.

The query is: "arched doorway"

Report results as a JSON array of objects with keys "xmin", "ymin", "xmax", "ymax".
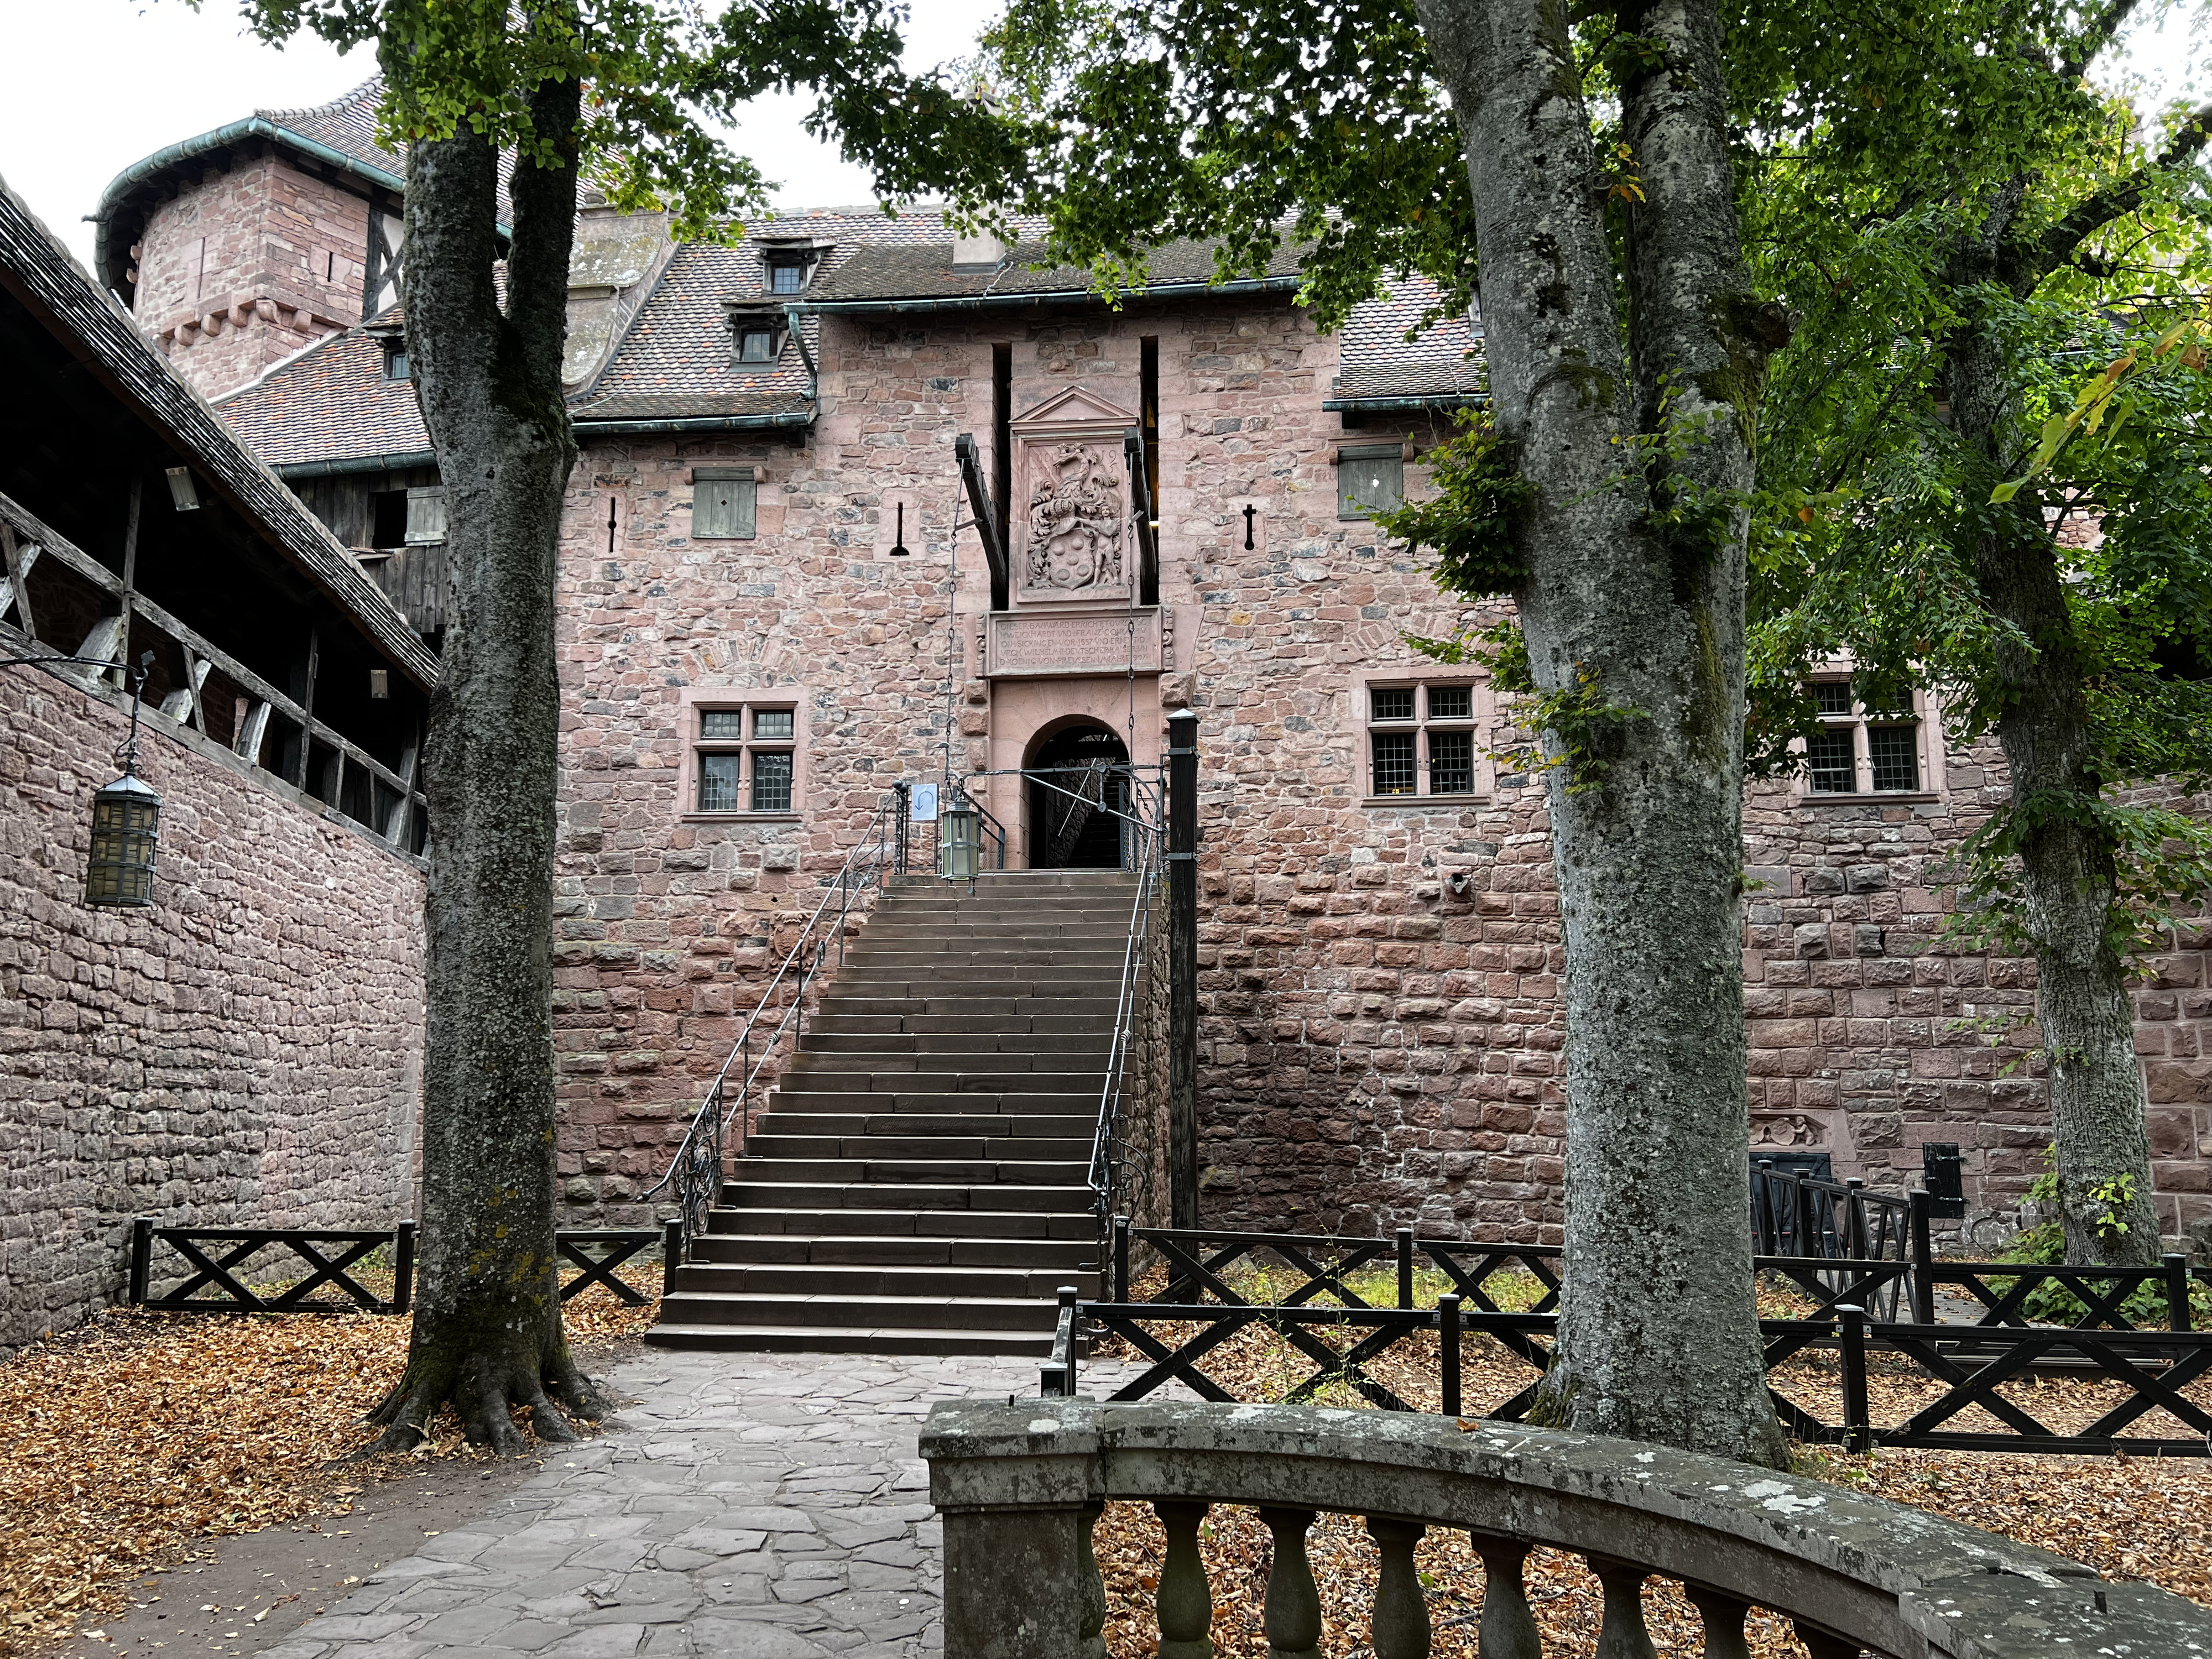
[{"xmin": 1026, "ymin": 722, "xmax": 1131, "ymax": 869}]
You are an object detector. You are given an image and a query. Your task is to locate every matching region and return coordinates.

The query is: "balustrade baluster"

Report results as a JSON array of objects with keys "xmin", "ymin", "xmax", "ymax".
[
  {"xmin": 1154, "ymin": 1500, "xmax": 1214, "ymax": 1659},
  {"xmin": 1466, "ymin": 1531, "xmax": 1541, "ymax": 1659},
  {"xmin": 1585, "ymin": 1556, "xmax": 1656, "ymax": 1659},
  {"xmin": 1791, "ymin": 1625, "xmax": 1861, "ymax": 1659},
  {"xmin": 1078, "ymin": 1503, "xmax": 1108, "ymax": 1659},
  {"xmin": 1258, "ymin": 1507, "xmax": 1322, "ymax": 1659},
  {"xmin": 1366, "ymin": 1516, "xmax": 1431, "ymax": 1659},
  {"xmin": 1682, "ymin": 1585, "xmax": 1751, "ymax": 1659}
]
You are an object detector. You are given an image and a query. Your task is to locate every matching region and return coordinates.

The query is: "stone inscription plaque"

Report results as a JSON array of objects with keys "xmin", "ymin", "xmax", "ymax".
[{"xmin": 988, "ymin": 607, "xmax": 1162, "ymax": 679}]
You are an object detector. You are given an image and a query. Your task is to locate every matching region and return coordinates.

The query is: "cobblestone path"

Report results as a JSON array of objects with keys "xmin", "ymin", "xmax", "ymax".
[{"xmin": 260, "ymin": 1349, "xmax": 1124, "ymax": 1659}]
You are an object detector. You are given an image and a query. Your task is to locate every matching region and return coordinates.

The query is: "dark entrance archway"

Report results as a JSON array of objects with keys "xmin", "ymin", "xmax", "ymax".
[{"xmin": 1026, "ymin": 722, "xmax": 1130, "ymax": 869}]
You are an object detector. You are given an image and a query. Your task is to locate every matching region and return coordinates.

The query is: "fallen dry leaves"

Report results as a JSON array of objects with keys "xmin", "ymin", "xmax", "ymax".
[{"xmin": 0, "ymin": 1281, "xmax": 656, "ymax": 1657}]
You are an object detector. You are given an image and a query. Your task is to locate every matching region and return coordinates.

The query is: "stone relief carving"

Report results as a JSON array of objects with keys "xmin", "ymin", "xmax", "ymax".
[
  {"xmin": 1751, "ymin": 1113, "xmax": 1827, "ymax": 1148},
  {"xmin": 1024, "ymin": 442, "xmax": 1125, "ymax": 595}
]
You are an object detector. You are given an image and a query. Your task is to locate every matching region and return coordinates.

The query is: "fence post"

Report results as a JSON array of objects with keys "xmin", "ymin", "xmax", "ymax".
[
  {"xmin": 1754, "ymin": 1160, "xmax": 1775, "ymax": 1254},
  {"xmin": 1438, "ymin": 1293, "xmax": 1462, "ymax": 1418},
  {"xmin": 392, "ymin": 1220, "xmax": 417, "ymax": 1314},
  {"xmin": 1909, "ymin": 1191, "xmax": 1936, "ymax": 1324},
  {"xmin": 1844, "ymin": 1177, "xmax": 1866, "ymax": 1257},
  {"xmin": 2165, "ymin": 1253, "xmax": 2193, "ymax": 1332},
  {"xmin": 1165, "ymin": 709, "xmax": 1199, "ymax": 1232},
  {"xmin": 1114, "ymin": 1214, "xmax": 1131, "ymax": 1305},
  {"xmin": 128, "ymin": 1216, "xmax": 153, "ymax": 1306},
  {"xmin": 661, "ymin": 1216, "xmax": 684, "ymax": 1301},
  {"xmin": 1836, "ymin": 1303, "xmax": 1871, "ymax": 1453},
  {"xmin": 1396, "ymin": 1227, "xmax": 1415, "ymax": 1311}
]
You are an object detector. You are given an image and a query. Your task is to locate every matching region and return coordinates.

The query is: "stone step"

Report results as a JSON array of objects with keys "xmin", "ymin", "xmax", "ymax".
[
  {"xmin": 644, "ymin": 1322, "xmax": 1058, "ymax": 1357},
  {"xmin": 782, "ymin": 1065, "xmax": 1100, "ymax": 1092},
  {"xmin": 857, "ymin": 917, "xmax": 1135, "ymax": 937},
  {"xmin": 836, "ymin": 960, "xmax": 1133, "ymax": 973},
  {"xmin": 671, "ymin": 1260, "xmax": 1095, "ymax": 1301},
  {"xmin": 813, "ymin": 997, "xmax": 1123, "ymax": 1019},
  {"xmin": 707, "ymin": 1207, "xmax": 1094, "ymax": 1240},
  {"xmin": 688, "ymin": 1233, "xmax": 1095, "ymax": 1269},
  {"xmin": 729, "ymin": 1156, "xmax": 1090, "ymax": 1187},
  {"xmin": 822, "ymin": 977, "xmax": 1130, "ymax": 998},
  {"xmin": 756, "ymin": 1110, "xmax": 1094, "ymax": 1140},
  {"xmin": 654, "ymin": 1290, "xmax": 1062, "ymax": 1332},
  {"xmin": 796, "ymin": 1030, "xmax": 1113, "ymax": 1056},
  {"xmin": 746, "ymin": 1134, "xmax": 1093, "ymax": 1162},
  {"xmin": 719, "ymin": 1179, "xmax": 1093, "ymax": 1214},
  {"xmin": 766, "ymin": 1088, "xmax": 1097, "ymax": 1114},
  {"xmin": 806, "ymin": 1012, "xmax": 1117, "ymax": 1037}
]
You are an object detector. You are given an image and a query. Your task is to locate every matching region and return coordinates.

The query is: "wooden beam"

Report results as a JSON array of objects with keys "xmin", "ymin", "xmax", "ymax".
[
  {"xmin": 384, "ymin": 739, "xmax": 419, "ymax": 845},
  {"xmin": 236, "ymin": 699, "xmax": 272, "ymax": 765},
  {"xmin": 113, "ymin": 476, "xmax": 142, "ymax": 690},
  {"xmin": 0, "ymin": 521, "xmax": 35, "ymax": 640}
]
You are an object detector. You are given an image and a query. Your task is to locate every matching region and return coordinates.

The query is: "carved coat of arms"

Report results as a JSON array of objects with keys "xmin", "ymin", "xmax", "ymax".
[{"xmin": 1024, "ymin": 443, "xmax": 1124, "ymax": 593}]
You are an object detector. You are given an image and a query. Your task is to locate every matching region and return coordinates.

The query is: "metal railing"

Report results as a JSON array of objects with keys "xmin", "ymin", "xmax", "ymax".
[
  {"xmin": 644, "ymin": 790, "xmax": 902, "ymax": 1253},
  {"xmin": 1089, "ymin": 793, "xmax": 1168, "ymax": 1259}
]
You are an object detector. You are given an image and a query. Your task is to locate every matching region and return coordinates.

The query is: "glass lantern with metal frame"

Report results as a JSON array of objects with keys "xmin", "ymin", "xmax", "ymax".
[
  {"xmin": 940, "ymin": 788, "xmax": 981, "ymax": 881},
  {"xmin": 0, "ymin": 646, "xmax": 161, "ymax": 906}
]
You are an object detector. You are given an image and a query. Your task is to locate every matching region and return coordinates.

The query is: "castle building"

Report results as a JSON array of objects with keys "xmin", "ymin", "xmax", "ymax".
[{"xmin": 80, "ymin": 84, "xmax": 2212, "ymax": 1253}]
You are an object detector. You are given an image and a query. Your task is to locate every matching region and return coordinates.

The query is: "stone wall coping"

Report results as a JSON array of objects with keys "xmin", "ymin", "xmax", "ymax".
[{"xmin": 921, "ymin": 1399, "xmax": 2212, "ymax": 1657}]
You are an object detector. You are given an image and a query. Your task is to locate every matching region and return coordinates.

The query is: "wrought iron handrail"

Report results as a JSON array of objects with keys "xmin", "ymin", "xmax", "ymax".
[{"xmin": 644, "ymin": 790, "xmax": 901, "ymax": 1251}]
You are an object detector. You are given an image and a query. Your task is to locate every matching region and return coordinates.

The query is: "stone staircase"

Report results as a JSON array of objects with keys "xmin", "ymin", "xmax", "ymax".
[{"xmin": 647, "ymin": 868, "xmax": 1139, "ymax": 1353}]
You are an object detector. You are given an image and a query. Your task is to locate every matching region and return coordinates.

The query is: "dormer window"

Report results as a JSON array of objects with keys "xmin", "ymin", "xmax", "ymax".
[
  {"xmin": 757, "ymin": 240, "xmax": 825, "ymax": 295},
  {"xmin": 381, "ymin": 337, "xmax": 412, "ymax": 380},
  {"xmin": 728, "ymin": 309, "xmax": 788, "ymax": 367}
]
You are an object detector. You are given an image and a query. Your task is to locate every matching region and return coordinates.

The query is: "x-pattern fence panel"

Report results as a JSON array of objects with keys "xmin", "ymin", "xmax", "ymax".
[
  {"xmin": 127, "ymin": 1220, "xmax": 661, "ymax": 1314},
  {"xmin": 1071, "ymin": 1225, "xmax": 2212, "ymax": 1458}
]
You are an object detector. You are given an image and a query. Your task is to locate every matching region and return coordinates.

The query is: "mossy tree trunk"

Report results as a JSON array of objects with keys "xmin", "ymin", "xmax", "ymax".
[
  {"xmin": 366, "ymin": 72, "xmax": 605, "ymax": 1454},
  {"xmin": 1415, "ymin": 0, "xmax": 1791, "ymax": 1462}
]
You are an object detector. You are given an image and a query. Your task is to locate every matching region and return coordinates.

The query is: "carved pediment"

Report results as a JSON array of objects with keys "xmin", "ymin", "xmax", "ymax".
[{"xmin": 1011, "ymin": 383, "xmax": 1138, "ymax": 432}]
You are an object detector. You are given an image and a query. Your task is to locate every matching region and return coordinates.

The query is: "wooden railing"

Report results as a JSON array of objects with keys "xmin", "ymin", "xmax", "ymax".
[
  {"xmin": 924, "ymin": 1399, "xmax": 2212, "ymax": 1657},
  {"xmin": 0, "ymin": 486, "xmax": 426, "ymax": 851}
]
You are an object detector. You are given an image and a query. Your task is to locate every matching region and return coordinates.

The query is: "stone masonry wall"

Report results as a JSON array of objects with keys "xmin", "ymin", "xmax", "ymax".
[
  {"xmin": 0, "ymin": 661, "xmax": 424, "ymax": 1355},
  {"xmin": 540, "ymin": 288, "xmax": 2211, "ymax": 1250},
  {"xmin": 133, "ymin": 150, "xmax": 369, "ymax": 401}
]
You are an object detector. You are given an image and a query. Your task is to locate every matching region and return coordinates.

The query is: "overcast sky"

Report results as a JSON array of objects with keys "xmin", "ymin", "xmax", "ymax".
[
  {"xmin": 0, "ymin": 0, "xmax": 989, "ymax": 273},
  {"xmin": 0, "ymin": 0, "xmax": 2195, "ymax": 278}
]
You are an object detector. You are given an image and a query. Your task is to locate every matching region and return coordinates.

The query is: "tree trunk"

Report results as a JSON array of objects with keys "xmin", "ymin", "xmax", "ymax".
[
  {"xmin": 1946, "ymin": 325, "xmax": 2162, "ymax": 1269},
  {"xmin": 366, "ymin": 74, "xmax": 607, "ymax": 1454},
  {"xmin": 1416, "ymin": 0, "xmax": 1788, "ymax": 1462}
]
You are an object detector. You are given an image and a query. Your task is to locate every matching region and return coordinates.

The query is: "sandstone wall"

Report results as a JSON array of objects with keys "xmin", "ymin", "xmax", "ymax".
[
  {"xmin": 133, "ymin": 152, "xmax": 368, "ymax": 400},
  {"xmin": 0, "ymin": 662, "xmax": 424, "ymax": 1354}
]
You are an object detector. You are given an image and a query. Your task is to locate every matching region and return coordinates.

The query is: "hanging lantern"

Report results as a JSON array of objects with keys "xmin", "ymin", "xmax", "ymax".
[
  {"xmin": 85, "ymin": 771, "xmax": 161, "ymax": 907},
  {"xmin": 940, "ymin": 788, "xmax": 980, "ymax": 881}
]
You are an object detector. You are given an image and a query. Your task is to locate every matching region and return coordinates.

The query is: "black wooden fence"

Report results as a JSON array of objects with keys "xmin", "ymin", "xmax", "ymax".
[
  {"xmin": 1065, "ymin": 1222, "xmax": 2212, "ymax": 1458},
  {"xmin": 125, "ymin": 1219, "xmax": 662, "ymax": 1314}
]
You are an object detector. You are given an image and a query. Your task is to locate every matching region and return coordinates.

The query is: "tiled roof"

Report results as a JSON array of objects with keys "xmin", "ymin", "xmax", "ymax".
[
  {"xmin": 216, "ymin": 325, "xmax": 430, "ymax": 467},
  {"xmin": 0, "ymin": 173, "xmax": 438, "ymax": 686},
  {"xmin": 218, "ymin": 207, "xmax": 1484, "ymax": 461},
  {"xmin": 1335, "ymin": 276, "xmax": 1485, "ymax": 404},
  {"xmin": 569, "ymin": 209, "xmax": 969, "ymax": 421},
  {"xmin": 804, "ymin": 236, "xmax": 1303, "ymax": 304},
  {"xmin": 258, "ymin": 80, "xmax": 408, "ymax": 184}
]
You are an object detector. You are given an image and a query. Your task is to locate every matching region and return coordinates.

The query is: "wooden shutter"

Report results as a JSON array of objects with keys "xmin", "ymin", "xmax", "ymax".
[
  {"xmin": 404, "ymin": 486, "xmax": 447, "ymax": 544},
  {"xmin": 693, "ymin": 468, "xmax": 757, "ymax": 540}
]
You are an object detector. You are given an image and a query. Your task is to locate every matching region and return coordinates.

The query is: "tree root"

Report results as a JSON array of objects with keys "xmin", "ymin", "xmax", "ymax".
[{"xmin": 354, "ymin": 1347, "xmax": 609, "ymax": 1460}]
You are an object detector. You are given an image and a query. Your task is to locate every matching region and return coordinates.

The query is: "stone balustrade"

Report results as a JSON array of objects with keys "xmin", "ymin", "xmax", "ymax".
[{"xmin": 920, "ymin": 1399, "xmax": 2212, "ymax": 1657}]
